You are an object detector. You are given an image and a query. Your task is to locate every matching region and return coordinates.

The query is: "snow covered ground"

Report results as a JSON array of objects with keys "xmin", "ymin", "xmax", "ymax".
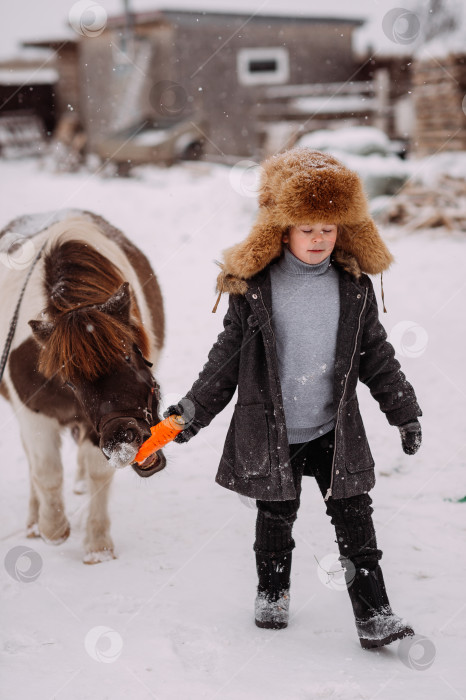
[{"xmin": 0, "ymin": 156, "xmax": 465, "ymax": 699}]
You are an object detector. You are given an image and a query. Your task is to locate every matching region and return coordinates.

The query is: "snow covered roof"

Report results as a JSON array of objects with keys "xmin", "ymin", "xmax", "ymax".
[
  {"xmin": 0, "ymin": 67, "xmax": 59, "ymax": 86},
  {"xmin": 127, "ymin": 1, "xmax": 368, "ymax": 22},
  {"xmin": 107, "ymin": 8, "xmax": 363, "ymax": 26}
]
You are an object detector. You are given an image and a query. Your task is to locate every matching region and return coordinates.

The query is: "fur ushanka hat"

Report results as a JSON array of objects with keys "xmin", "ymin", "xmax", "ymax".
[{"xmin": 214, "ymin": 148, "xmax": 394, "ymax": 312}]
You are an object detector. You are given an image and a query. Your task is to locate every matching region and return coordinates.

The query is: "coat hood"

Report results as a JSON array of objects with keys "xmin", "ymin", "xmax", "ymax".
[{"xmin": 214, "ymin": 148, "xmax": 394, "ymax": 303}]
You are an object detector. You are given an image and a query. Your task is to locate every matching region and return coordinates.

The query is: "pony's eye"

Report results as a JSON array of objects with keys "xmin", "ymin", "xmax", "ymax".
[{"xmin": 64, "ymin": 381, "xmax": 76, "ymax": 391}]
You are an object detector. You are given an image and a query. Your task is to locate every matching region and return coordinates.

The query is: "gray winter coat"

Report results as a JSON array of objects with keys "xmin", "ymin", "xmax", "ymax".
[{"xmin": 179, "ymin": 256, "xmax": 422, "ymax": 501}]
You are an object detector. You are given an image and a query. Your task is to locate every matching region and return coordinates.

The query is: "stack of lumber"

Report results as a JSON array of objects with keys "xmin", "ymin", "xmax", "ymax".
[
  {"xmin": 412, "ymin": 54, "xmax": 466, "ymax": 156},
  {"xmin": 375, "ymin": 174, "xmax": 466, "ymax": 232}
]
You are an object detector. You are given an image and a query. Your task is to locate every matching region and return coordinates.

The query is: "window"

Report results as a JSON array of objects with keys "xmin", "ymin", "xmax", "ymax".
[{"xmin": 237, "ymin": 47, "xmax": 290, "ymax": 86}]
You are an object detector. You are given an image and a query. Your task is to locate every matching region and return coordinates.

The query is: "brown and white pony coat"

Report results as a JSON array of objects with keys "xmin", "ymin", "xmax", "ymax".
[{"xmin": 0, "ymin": 210, "xmax": 165, "ymax": 563}]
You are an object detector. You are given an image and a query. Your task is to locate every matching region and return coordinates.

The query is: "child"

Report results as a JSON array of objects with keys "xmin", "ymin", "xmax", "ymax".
[{"xmin": 166, "ymin": 148, "xmax": 422, "ymax": 649}]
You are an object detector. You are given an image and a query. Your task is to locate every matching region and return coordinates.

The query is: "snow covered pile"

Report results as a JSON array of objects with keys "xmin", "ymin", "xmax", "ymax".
[
  {"xmin": 407, "ymin": 151, "xmax": 466, "ymax": 187},
  {"xmin": 297, "ymin": 126, "xmax": 395, "ymax": 157},
  {"xmin": 373, "ymin": 174, "xmax": 466, "ymax": 233},
  {"xmin": 372, "ymin": 150, "xmax": 466, "ymax": 232}
]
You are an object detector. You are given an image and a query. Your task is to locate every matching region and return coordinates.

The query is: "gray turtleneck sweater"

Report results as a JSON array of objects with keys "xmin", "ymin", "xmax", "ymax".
[{"xmin": 270, "ymin": 246, "xmax": 340, "ymax": 444}]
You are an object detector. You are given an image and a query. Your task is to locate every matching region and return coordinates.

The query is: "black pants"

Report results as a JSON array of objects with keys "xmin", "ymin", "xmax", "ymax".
[{"xmin": 254, "ymin": 427, "xmax": 383, "ymax": 570}]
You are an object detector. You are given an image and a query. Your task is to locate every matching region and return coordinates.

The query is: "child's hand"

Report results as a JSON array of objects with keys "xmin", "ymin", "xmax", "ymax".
[
  {"xmin": 398, "ymin": 420, "xmax": 422, "ymax": 455},
  {"xmin": 163, "ymin": 404, "xmax": 190, "ymax": 443},
  {"xmin": 163, "ymin": 400, "xmax": 201, "ymax": 443}
]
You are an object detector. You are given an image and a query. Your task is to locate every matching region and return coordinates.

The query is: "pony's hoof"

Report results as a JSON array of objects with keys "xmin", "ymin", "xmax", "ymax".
[
  {"xmin": 40, "ymin": 523, "xmax": 71, "ymax": 545},
  {"xmin": 26, "ymin": 523, "xmax": 40, "ymax": 538},
  {"xmin": 73, "ymin": 479, "xmax": 87, "ymax": 495},
  {"xmin": 83, "ymin": 549, "xmax": 116, "ymax": 565}
]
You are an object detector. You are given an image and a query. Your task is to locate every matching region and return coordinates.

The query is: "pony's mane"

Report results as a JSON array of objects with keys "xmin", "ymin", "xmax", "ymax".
[{"xmin": 38, "ymin": 236, "xmax": 150, "ymax": 382}]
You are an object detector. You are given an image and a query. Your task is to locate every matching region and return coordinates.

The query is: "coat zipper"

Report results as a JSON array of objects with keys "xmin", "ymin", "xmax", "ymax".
[{"xmin": 324, "ymin": 286, "xmax": 368, "ymax": 502}]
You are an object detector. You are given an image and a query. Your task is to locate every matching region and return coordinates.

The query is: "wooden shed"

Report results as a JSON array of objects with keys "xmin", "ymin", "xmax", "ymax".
[{"xmin": 53, "ymin": 8, "xmax": 369, "ymax": 161}]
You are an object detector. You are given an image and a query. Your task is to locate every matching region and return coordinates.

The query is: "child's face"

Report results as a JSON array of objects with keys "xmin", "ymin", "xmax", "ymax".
[{"xmin": 283, "ymin": 222, "xmax": 338, "ymax": 265}]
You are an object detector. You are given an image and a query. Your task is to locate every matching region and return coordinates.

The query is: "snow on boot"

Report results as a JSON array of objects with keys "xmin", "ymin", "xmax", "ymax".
[
  {"xmin": 345, "ymin": 563, "xmax": 415, "ymax": 649},
  {"xmin": 255, "ymin": 552, "xmax": 291, "ymax": 629},
  {"xmin": 355, "ymin": 605, "xmax": 414, "ymax": 649},
  {"xmin": 255, "ymin": 590, "xmax": 290, "ymax": 629}
]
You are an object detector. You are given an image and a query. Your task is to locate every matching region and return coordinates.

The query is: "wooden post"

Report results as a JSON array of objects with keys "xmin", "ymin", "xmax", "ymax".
[{"xmin": 374, "ymin": 68, "xmax": 390, "ymax": 134}]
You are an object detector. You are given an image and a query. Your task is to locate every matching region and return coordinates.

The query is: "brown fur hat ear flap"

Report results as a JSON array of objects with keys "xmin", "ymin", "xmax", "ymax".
[
  {"xmin": 337, "ymin": 218, "xmax": 395, "ymax": 275},
  {"xmin": 332, "ymin": 247, "xmax": 363, "ymax": 280},
  {"xmin": 221, "ymin": 209, "xmax": 284, "ymax": 281},
  {"xmin": 215, "ymin": 268, "xmax": 248, "ymax": 296}
]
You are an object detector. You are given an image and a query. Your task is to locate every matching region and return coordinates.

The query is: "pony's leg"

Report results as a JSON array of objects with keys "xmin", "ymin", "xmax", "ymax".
[
  {"xmin": 19, "ymin": 410, "xmax": 70, "ymax": 544},
  {"xmin": 26, "ymin": 469, "xmax": 40, "ymax": 538},
  {"xmin": 73, "ymin": 457, "xmax": 87, "ymax": 495},
  {"xmin": 78, "ymin": 439, "xmax": 116, "ymax": 564},
  {"xmin": 71, "ymin": 424, "xmax": 87, "ymax": 494}
]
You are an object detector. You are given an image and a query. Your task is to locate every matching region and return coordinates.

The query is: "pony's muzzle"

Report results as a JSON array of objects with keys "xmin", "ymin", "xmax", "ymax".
[{"xmin": 100, "ymin": 417, "xmax": 152, "ymax": 468}]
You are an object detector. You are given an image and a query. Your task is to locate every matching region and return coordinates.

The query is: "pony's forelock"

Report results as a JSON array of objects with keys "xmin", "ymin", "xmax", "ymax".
[
  {"xmin": 38, "ymin": 238, "xmax": 150, "ymax": 382},
  {"xmin": 38, "ymin": 308, "xmax": 148, "ymax": 382}
]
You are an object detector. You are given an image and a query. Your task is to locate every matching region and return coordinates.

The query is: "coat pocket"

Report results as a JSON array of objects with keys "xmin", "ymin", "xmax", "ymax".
[
  {"xmin": 233, "ymin": 403, "xmax": 271, "ymax": 479},
  {"xmin": 344, "ymin": 397, "xmax": 375, "ymax": 473}
]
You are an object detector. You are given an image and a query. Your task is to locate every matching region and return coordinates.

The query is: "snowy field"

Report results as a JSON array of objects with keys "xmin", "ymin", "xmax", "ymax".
[{"xmin": 0, "ymin": 156, "xmax": 465, "ymax": 700}]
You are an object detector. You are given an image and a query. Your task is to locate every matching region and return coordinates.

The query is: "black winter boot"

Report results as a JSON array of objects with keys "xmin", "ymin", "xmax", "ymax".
[
  {"xmin": 254, "ymin": 552, "xmax": 292, "ymax": 629},
  {"xmin": 344, "ymin": 562, "xmax": 415, "ymax": 649}
]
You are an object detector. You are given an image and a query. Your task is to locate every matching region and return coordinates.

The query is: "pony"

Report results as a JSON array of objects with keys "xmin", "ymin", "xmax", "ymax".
[{"xmin": 0, "ymin": 210, "xmax": 165, "ymax": 563}]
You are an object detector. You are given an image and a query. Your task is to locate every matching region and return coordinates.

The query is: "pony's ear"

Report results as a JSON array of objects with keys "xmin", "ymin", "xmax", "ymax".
[
  {"xmin": 98, "ymin": 282, "xmax": 131, "ymax": 323},
  {"xmin": 29, "ymin": 319, "xmax": 54, "ymax": 344}
]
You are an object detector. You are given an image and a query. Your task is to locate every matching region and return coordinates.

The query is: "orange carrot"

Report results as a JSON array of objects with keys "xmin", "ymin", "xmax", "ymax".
[{"xmin": 134, "ymin": 415, "xmax": 185, "ymax": 465}]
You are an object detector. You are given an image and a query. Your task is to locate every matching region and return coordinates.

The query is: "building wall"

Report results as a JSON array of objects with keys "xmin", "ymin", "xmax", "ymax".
[
  {"xmin": 161, "ymin": 12, "xmax": 360, "ymax": 156},
  {"xmin": 79, "ymin": 23, "xmax": 176, "ymax": 150}
]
